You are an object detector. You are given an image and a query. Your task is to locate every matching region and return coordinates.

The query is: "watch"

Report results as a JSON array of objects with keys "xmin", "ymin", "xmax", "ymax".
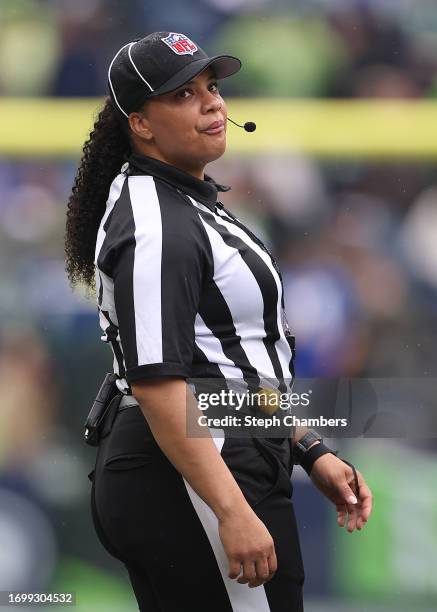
[{"xmin": 292, "ymin": 429, "xmax": 322, "ymax": 465}]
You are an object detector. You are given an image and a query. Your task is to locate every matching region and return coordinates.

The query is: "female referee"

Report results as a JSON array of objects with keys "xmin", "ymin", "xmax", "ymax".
[{"xmin": 65, "ymin": 31, "xmax": 373, "ymax": 612}]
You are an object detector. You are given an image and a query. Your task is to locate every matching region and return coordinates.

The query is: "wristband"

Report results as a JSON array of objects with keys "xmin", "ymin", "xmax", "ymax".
[
  {"xmin": 292, "ymin": 429, "xmax": 322, "ymax": 464},
  {"xmin": 299, "ymin": 441, "xmax": 338, "ymax": 476}
]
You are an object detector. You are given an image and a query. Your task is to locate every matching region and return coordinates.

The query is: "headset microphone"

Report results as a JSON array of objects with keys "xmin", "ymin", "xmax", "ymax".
[{"xmin": 227, "ymin": 117, "xmax": 257, "ymax": 132}]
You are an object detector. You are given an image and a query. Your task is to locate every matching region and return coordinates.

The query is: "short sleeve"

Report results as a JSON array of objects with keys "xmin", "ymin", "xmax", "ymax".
[{"xmin": 111, "ymin": 176, "xmax": 211, "ymax": 383}]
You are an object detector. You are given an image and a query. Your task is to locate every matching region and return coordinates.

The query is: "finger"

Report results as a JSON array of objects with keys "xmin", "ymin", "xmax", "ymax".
[
  {"xmin": 346, "ymin": 504, "xmax": 359, "ymax": 532},
  {"xmin": 337, "ymin": 509, "xmax": 347, "ymax": 528},
  {"xmin": 348, "ymin": 498, "xmax": 367, "ymax": 532},
  {"xmin": 358, "ymin": 482, "xmax": 373, "ymax": 522},
  {"xmin": 268, "ymin": 549, "xmax": 277, "ymax": 575},
  {"xmin": 336, "ymin": 503, "xmax": 347, "ymax": 527},
  {"xmin": 248, "ymin": 558, "xmax": 270, "ymax": 588},
  {"xmin": 237, "ymin": 560, "xmax": 256, "ymax": 585},
  {"xmin": 228, "ymin": 560, "xmax": 242, "ymax": 580}
]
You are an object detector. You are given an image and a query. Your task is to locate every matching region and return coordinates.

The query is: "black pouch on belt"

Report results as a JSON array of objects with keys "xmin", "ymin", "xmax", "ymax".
[{"xmin": 84, "ymin": 373, "xmax": 122, "ymax": 447}]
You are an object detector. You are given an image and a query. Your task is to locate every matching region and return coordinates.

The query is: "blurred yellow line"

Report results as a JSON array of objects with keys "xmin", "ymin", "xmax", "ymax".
[{"xmin": 2, "ymin": 97, "xmax": 437, "ymax": 158}]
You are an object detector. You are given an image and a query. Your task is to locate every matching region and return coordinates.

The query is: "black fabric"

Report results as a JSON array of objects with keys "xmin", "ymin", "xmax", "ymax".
[
  {"xmin": 103, "ymin": 181, "xmax": 138, "ymax": 377},
  {"xmin": 92, "ymin": 148, "xmax": 301, "ymax": 612},
  {"xmin": 97, "ymin": 178, "xmax": 133, "ymax": 276},
  {"xmin": 156, "ymin": 180, "xmax": 212, "ymax": 369},
  {"xmin": 108, "ymin": 31, "xmax": 241, "ymax": 116},
  {"xmin": 100, "ymin": 308, "xmax": 126, "ymax": 380},
  {"xmin": 128, "ymin": 153, "xmax": 231, "ymax": 210},
  {"xmin": 300, "ymin": 442, "xmax": 337, "ymax": 476},
  {"xmin": 103, "ymin": 174, "xmax": 214, "ymax": 383},
  {"xmin": 96, "ymin": 155, "xmax": 295, "ymax": 392},
  {"xmin": 197, "ymin": 276, "xmax": 260, "ymax": 387},
  {"xmin": 199, "ymin": 211, "xmax": 286, "ymax": 393},
  {"xmin": 90, "ymin": 406, "xmax": 304, "ymax": 611}
]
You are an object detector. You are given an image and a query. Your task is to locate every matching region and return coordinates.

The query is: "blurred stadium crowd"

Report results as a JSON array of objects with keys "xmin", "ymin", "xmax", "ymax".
[
  {"xmin": 3, "ymin": 0, "xmax": 437, "ymax": 98},
  {"xmin": 1, "ymin": 0, "xmax": 437, "ymax": 609}
]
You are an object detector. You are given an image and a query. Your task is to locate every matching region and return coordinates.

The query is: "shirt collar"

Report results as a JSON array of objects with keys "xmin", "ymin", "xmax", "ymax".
[{"xmin": 127, "ymin": 153, "xmax": 231, "ymax": 211}]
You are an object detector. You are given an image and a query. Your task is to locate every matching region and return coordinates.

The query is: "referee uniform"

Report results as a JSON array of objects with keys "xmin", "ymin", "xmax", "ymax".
[{"xmin": 90, "ymin": 153, "xmax": 305, "ymax": 611}]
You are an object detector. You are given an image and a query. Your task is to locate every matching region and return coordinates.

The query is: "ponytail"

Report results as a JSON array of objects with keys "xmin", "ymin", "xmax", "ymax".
[{"xmin": 65, "ymin": 97, "xmax": 131, "ymax": 293}]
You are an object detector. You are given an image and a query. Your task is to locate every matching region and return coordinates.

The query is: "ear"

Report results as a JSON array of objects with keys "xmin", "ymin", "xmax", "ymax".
[{"xmin": 128, "ymin": 111, "xmax": 153, "ymax": 142}]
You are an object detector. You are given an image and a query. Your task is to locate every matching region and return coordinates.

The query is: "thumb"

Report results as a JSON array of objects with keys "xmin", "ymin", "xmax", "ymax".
[{"xmin": 342, "ymin": 484, "xmax": 358, "ymax": 505}]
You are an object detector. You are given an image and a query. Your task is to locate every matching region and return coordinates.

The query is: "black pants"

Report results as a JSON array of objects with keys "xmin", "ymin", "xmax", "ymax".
[{"xmin": 89, "ymin": 405, "xmax": 305, "ymax": 611}]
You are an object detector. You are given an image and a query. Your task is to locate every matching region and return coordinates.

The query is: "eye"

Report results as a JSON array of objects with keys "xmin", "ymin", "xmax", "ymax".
[
  {"xmin": 176, "ymin": 87, "xmax": 192, "ymax": 99},
  {"xmin": 175, "ymin": 81, "xmax": 220, "ymax": 99}
]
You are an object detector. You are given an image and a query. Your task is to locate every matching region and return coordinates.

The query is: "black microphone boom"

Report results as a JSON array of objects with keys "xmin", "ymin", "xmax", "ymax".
[{"xmin": 227, "ymin": 117, "xmax": 256, "ymax": 132}]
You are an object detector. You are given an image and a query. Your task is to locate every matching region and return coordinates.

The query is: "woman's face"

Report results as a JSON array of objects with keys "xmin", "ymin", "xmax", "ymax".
[{"xmin": 129, "ymin": 67, "xmax": 227, "ymax": 177}]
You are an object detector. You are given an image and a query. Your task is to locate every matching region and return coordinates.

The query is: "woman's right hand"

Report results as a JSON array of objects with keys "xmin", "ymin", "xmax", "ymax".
[
  {"xmin": 218, "ymin": 505, "xmax": 277, "ymax": 588},
  {"xmin": 130, "ymin": 379, "xmax": 278, "ymax": 589}
]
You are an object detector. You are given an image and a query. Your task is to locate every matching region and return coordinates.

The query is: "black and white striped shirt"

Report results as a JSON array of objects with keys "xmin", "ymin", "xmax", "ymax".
[{"xmin": 94, "ymin": 153, "xmax": 295, "ymax": 397}]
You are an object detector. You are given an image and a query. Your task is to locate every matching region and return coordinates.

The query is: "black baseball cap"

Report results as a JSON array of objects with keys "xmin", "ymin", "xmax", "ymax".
[{"xmin": 108, "ymin": 31, "xmax": 241, "ymax": 118}]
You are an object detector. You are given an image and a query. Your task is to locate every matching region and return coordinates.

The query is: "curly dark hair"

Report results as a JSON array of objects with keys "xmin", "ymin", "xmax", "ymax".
[{"xmin": 65, "ymin": 96, "xmax": 133, "ymax": 294}]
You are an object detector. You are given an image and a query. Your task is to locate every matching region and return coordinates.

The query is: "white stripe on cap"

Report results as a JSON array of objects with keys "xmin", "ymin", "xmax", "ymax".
[
  {"xmin": 128, "ymin": 42, "xmax": 154, "ymax": 93},
  {"xmin": 107, "ymin": 42, "xmax": 133, "ymax": 117}
]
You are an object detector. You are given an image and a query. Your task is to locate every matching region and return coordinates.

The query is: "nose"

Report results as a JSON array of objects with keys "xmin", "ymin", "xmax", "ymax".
[{"xmin": 202, "ymin": 89, "xmax": 222, "ymax": 114}]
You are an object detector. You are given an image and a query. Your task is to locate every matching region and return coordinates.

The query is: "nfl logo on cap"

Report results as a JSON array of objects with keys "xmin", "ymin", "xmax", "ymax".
[{"xmin": 161, "ymin": 33, "xmax": 198, "ymax": 56}]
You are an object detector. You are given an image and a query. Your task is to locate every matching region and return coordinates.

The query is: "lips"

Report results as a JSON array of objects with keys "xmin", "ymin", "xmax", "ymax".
[{"xmin": 202, "ymin": 120, "xmax": 225, "ymax": 134}]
